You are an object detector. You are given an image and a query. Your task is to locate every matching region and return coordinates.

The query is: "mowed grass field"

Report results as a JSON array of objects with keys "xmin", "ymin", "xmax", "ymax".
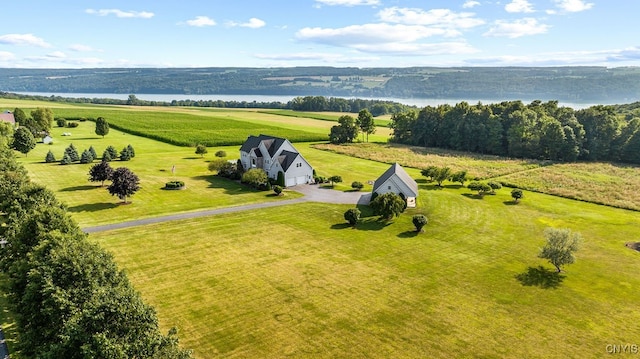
[
  {"xmin": 90, "ymin": 185, "xmax": 640, "ymax": 358},
  {"xmin": 314, "ymin": 142, "xmax": 640, "ymax": 211},
  {"xmin": 5, "ymin": 99, "xmax": 640, "ymax": 358},
  {"xmin": 14, "ymin": 121, "xmax": 303, "ymax": 227}
]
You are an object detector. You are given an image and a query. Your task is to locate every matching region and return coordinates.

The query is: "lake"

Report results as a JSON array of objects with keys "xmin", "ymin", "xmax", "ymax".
[{"xmin": 16, "ymin": 92, "xmax": 605, "ymax": 109}]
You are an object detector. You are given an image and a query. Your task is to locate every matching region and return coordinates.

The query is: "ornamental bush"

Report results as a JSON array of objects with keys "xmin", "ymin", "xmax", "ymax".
[{"xmin": 165, "ymin": 180, "xmax": 185, "ymax": 189}]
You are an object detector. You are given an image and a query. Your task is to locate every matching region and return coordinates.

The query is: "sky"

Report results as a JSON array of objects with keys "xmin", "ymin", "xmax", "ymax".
[{"xmin": 0, "ymin": 0, "xmax": 638, "ymax": 69}]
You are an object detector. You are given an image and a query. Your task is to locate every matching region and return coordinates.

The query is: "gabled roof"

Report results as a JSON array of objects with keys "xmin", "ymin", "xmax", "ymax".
[
  {"xmin": 240, "ymin": 134, "xmax": 290, "ymax": 157},
  {"xmin": 278, "ymin": 150, "xmax": 299, "ymax": 171},
  {"xmin": 373, "ymin": 163, "xmax": 418, "ymax": 196},
  {"xmin": 0, "ymin": 111, "xmax": 15, "ymax": 125}
]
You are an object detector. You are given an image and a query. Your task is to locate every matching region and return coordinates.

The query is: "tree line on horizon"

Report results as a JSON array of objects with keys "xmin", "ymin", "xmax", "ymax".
[{"xmin": 389, "ymin": 100, "xmax": 640, "ymax": 164}]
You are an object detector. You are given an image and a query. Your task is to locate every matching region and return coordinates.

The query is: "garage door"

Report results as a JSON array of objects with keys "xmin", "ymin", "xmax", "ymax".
[
  {"xmin": 295, "ymin": 175, "xmax": 307, "ymax": 185},
  {"xmin": 286, "ymin": 177, "xmax": 296, "ymax": 187}
]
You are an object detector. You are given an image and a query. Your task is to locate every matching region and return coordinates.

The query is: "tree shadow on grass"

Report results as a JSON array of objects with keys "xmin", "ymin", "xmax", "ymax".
[
  {"xmin": 503, "ymin": 200, "xmax": 519, "ymax": 206},
  {"xmin": 462, "ymin": 193, "xmax": 484, "ymax": 200},
  {"xmin": 330, "ymin": 223, "xmax": 351, "ymax": 230},
  {"xmin": 397, "ymin": 230, "xmax": 419, "ymax": 238},
  {"xmin": 67, "ymin": 202, "xmax": 119, "ymax": 213},
  {"xmin": 420, "ymin": 183, "xmax": 443, "ymax": 191},
  {"xmin": 357, "ymin": 217, "xmax": 393, "ymax": 231},
  {"xmin": 515, "ymin": 266, "xmax": 565, "ymax": 289},
  {"xmin": 192, "ymin": 175, "xmax": 251, "ymax": 195},
  {"xmin": 60, "ymin": 185, "xmax": 99, "ymax": 192}
]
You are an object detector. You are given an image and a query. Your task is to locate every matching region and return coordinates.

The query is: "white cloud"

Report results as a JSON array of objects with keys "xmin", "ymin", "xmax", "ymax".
[
  {"xmin": 315, "ymin": 0, "xmax": 379, "ymax": 6},
  {"xmin": 254, "ymin": 52, "xmax": 380, "ymax": 65},
  {"xmin": 85, "ymin": 9, "xmax": 154, "ymax": 19},
  {"xmin": 505, "ymin": 0, "xmax": 534, "ymax": 13},
  {"xmin": 227, "ymin": 18, "xmax": 266, "ymax": 29},
  {"xmin": 298, "ymin": 23, "xmax": 452, "ymax": 45},
  {"xmin": 68, "ymin": 44, "xmax": 96, "ymax": 52},
  {"xmin": 553, "ymin": 0, "xmax": 594, "ymax": 12},
  {"xmin": 0, "ymin": 34, "xmax": 51, "ymax": 48},
  {"xmin": 378, "ymin": 7, "xmax": 485, "ymax": 31},
  {"xmin": 296, "ymin": 23, "xmax": 478, "ymax": 56},
  {"xmin": 0, "ymin": 51, "xmax": 15, "ymax": 61},
  {"xmin": 484, "ymin": 18, "xmax": 550, "ymax": 38},
  {"xmin": 47, "ymin": 51, "xmax": 66, "ymax": 59},
  {"xmin": 185, "ymin": 16, "xmax": 216, "ymax": 27},
  {"xmin": 352, "ymin": 41, "xmax": 478, "ymax": 55},
  {"xmin": 463, "ymin": 1, "xmax": 480, "ymax": 8}
]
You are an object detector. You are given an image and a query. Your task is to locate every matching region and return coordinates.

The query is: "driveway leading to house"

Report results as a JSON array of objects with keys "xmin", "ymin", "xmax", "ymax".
[
  {"xmin": 82, "ymin": 185, "xmax": 370, "ymax": 233},
  {"xmin": 289, "ymin": 184, "xmax": 371, "ymax": 205}
]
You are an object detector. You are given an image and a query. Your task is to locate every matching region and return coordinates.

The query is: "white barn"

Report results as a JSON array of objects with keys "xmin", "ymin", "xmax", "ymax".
[
  {"xmin": 239, "ymin": 134, "xmax": 314, "ymax": 187},
  {"xmin": 372, "ymin": 163, "xmax": 419, "ymax": 208}
]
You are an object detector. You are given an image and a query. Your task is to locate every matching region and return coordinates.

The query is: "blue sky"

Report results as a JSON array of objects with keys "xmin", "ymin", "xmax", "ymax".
[{"xmin": 0, "ymin": 0, "xmax": 637, "ymax": 68}]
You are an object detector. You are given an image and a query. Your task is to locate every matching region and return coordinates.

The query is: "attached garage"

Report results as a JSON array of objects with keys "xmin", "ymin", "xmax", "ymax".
[{"xmin": 286, "ymin": 177, "xmax": 296, "ymax": 187}]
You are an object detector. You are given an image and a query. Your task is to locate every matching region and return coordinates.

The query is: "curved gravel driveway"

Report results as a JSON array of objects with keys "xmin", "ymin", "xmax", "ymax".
[{"xmin": 82, "ymin": 185, "xmax": 370, "ymax": 233}]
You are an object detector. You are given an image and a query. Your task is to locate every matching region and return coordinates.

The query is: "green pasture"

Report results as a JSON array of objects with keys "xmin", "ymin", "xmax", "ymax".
[
  {"xmin": 0, "ymin": 99, "xmax": 392, "ymax": 146},
  {"xmin": 91, "ymin": 186, "xmax": 640, "ymax": 358},
  {"xmin": 258, "ymin": 109, "xmax": 393, "ymax": 127},
  {"xmin": 16, "ymin": 122, "xmax": 302, "ymax": 227},
  {"xmin": 313, "ymin": 142, "xmax": 545, "ymax": 179},
  {"xmin": 313, "ymin": 142, "xmax": 640, "ymax": 211}
]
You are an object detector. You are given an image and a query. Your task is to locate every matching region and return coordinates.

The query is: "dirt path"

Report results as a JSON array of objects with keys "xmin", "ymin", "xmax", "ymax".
[{"xmin": 82, "ymin": 185, "xmax": 370, "ymax": 233}]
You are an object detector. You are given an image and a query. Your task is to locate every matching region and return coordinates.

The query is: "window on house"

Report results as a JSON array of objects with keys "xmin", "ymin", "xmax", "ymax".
[{"xmin": 388, "ymin": 185, "xmax": 391, "ymax": 190}]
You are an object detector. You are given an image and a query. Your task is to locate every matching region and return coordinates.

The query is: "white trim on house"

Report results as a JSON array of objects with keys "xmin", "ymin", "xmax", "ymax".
[{"xmin": 240, "ymin": 134, "xmax": 314, "ymax": 187}]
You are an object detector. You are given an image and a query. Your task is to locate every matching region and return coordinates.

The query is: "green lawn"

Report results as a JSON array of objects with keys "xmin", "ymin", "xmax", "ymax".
[
  {"xmin": 90, "ymin": 186, "xmax": 640, "ymax": 358},
  {"xmin": 17, "ymin": 121, "xmax": 302, "ymax": 227},
  {"xmin": 7, "ymin": 99, "xmax": 640, "ymax": 358}
]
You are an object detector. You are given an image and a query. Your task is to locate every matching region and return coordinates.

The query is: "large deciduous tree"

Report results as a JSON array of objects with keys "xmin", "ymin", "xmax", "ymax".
[
  {"xmin": 12, "ymin": 127, "xmax": 36, "ymax": 156},
  {"xmin": 370, "ymin": 192, "xmax": 405, "ymax": 220},
  {"xmin": 89, "ymin": 160, "xmax": 114, "ymax": 187},
  {"xmin": 356, "ymin": 109, "xmax": 376, "ymax": 142},
  {"xmin": 107, "ymin": 167, "xmax": 140, "ymax": 203},
  {"xmin": 95, "ymin": 117, "xmax": 110, "ymax": 138},
  {"xmin": 195, "ymin": 144, "xmax": 208, "ymax": 157},
  {"xmin": 539, "ymin": 228, "xmax": 581, "ymax": 272},
  {"xmin": 329, "ymin": 115, "xmax": 359, "ymax": 144},
  {"xmin": 30, "ymin": 107, "xmax": 54, "ymax": 134}
]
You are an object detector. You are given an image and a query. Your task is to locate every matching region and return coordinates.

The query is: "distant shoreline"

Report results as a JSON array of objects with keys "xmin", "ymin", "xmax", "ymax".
[{"xmin": 13, "ymin": 91, "xmax": 605, "ymax": 109}]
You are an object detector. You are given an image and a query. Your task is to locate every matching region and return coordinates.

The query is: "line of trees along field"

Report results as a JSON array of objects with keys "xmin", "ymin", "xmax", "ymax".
[
  {"xmin": 389, "ymin": 100, "xmax": 640, "ymax": 164},
  {"xmin": 0, "ymin": 137, "xmax": 191, "ymax": 357}
]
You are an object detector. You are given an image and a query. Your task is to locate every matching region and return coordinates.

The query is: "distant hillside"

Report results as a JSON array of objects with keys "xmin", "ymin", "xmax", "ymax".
[{"xmin": 1, "ymin": 66, "xmax": 640, "ymax": 103}]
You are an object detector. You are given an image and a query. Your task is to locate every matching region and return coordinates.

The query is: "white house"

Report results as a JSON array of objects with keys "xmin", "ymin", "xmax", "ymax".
[
  {"xmin": 239, "ymin": 134, "xmax": 314, "ymax": 187},
  {"xmin": 372, "ymin": 163, "xmax": 419, "ymax": 208}
]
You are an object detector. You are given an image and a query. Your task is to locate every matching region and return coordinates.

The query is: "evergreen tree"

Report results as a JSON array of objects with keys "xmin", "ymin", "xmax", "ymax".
[
  {"xmin": 126, "ymin": 144, "xmax": 135, "ymax": 158},
  {"xmin": 102, "ymin": 149, "xmax": 112, "ymax": 162},
  {"xmin": 60, "ymin": 152, "xmax": 72, "ymax": 165},
  {"xmin": 88, "ymin": 145, "xmax": 98, "ymax": 159},
  {"xmin": 45, "ymin": 150, "xmax": 56, "ymax": 163},
  {"xmin": 120, "ymin": 146, "xmax": 132, "ymax": 161},
  {"xmin": 64, "ymin": 144, "xmax": 80, "ymax": 162},
  {"xmin": 80, "ymin": 149, "xmax": 94, "ymax": 164}
]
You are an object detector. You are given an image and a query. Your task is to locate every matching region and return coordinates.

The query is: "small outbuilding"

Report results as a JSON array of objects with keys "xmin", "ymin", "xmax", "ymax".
[
  {"xmin": 372, "ymin": 163, "xmax": 419, "ymax": 208},
  {"xmin": 43, "ymin": 135, "xmax": 53, "ymax": 144}
]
